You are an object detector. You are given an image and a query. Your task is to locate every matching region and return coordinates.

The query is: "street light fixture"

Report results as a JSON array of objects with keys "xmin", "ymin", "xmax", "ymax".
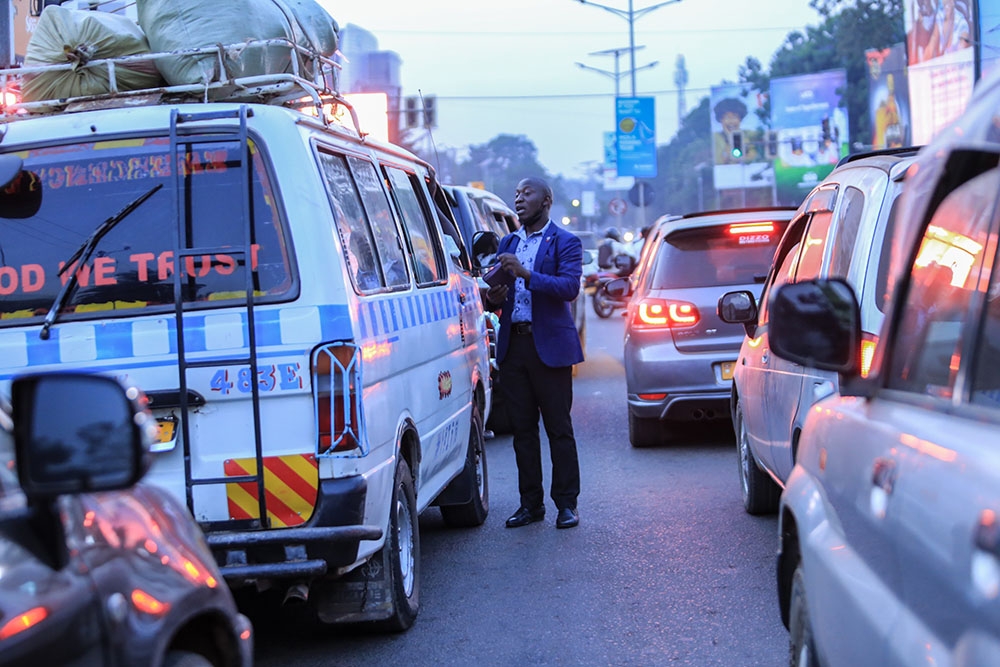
[
  {"xmin": 574, "ymin": 45, "xmax": 658, "ymax": 98},
  {"xmin": 573, "ymin": 0, "xmax": 683, "ymax": 96}
]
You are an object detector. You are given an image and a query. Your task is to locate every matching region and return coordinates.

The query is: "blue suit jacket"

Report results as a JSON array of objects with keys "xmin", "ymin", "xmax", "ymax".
[{"xmin": 496, "ymin": 222, "xmax": 585, "ymax": 368}]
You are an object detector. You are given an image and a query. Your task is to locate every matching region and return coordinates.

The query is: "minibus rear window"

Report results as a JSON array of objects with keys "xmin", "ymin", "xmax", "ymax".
[{"xmin": 0, "ymin": 137, "xmax": 293, "ymax": 324}]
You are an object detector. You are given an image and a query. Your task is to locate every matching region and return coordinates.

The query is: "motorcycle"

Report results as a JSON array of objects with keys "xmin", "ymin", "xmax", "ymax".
[{"xmin": 586, "ymin": 254, "xmax": 636, "ymax": 318}]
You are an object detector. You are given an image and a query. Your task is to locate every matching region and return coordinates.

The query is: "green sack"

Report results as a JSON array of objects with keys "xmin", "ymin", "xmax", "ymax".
[
  {"xmin": 22, "ymin": 6, "xmax": 162, "ymax": 103},
  {"xmin": 137, "ymin": 0, "xmax": 297, "ymax": 86}
]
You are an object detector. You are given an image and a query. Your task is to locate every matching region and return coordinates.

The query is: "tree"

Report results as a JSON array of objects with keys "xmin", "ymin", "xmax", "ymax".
[{"xmin": 456, "ymin": 134, "xmax": 551, "ymax": 206}]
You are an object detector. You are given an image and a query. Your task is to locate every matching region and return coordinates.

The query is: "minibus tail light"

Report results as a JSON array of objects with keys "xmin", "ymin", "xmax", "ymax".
[{"xmin": 312, "ymin": 342, "xmax": 365, "ymax": 455}]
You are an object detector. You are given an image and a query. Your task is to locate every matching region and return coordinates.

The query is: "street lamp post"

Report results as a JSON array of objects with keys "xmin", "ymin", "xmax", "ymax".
[
  {"xmin": 575, "ymin": 46, "xmax": 657, "ymax": 99},
  {"xmin": 574, "ymin": 0, "xmax": 683, "ymax": 96}
]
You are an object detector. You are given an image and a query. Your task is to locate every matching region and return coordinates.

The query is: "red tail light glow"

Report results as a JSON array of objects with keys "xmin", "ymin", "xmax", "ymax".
[
  {"xmin": 632, "ymin": 298, "xmax": 700, "ymax": 329},
  {"xmin": 313, "ymin": 343, "xmax": 363, "ymax": 454},
  {"xmin": 131, "ymin": 589, "xmax": 169, "ymax": 616},
  {"xmin": 728, "ymin": 222, "xmax": 775, "ymax": 235},
  {"xmin": 0, "ymin": 607, "xmax": 48, "ymax": 640}
]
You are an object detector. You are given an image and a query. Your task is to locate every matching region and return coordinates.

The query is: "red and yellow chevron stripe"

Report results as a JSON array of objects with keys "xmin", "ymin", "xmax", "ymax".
[{"xmin": 224, "ymin": 454, "xmax": 318, "ymax": 527}]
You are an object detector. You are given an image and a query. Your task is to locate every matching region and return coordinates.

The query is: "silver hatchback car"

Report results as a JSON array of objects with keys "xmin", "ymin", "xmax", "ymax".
[
  {"xmin": 607, "ymin": 208, "xmax": 794, "ymax": 447},
  {"xmin": 768, "ymin": 74, "xmax": 1000, "ymax": 665}
]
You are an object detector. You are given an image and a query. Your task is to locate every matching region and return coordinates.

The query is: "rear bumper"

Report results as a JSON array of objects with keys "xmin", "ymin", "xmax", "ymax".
[
  {"xmin": 628, "ymin": 389, "xmax": 731, "ymax": 421},
  {"xmin": 206, "ymin": 475, "xmax": 382, "ymax": 586}
]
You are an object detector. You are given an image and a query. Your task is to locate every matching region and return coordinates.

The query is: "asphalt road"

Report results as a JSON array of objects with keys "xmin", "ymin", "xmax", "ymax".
[{"xmin": 249, "ymin": 310, "xmax": 787, "ymax": 666}]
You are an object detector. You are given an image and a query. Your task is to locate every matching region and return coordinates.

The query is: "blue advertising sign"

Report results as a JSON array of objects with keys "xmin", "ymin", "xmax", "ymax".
[{"xmin": 615, "ymin": 97, "xmax": 657, "ymax": 178}]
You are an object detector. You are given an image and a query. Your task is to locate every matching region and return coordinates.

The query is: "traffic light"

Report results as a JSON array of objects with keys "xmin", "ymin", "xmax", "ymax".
[
  {"xmin": 423, "ymin": 96, "xmax": 436, "ymax": 128},
  {"xmin": 730, "ymin": 131, "xmax": 743, "ymax": 159},
  {"xmin": 766, "ymin": 130, "xmax": 778, "ymax": 159},
  {"xmin": 404, "ymin": 96, "xmax": 419, "ymax": 128}
]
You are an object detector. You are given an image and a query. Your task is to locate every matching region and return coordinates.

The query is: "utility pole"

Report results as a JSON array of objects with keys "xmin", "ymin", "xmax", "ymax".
[{"xmin": 574, "ymin": 0, "xmax": 683, "ymax": 97}]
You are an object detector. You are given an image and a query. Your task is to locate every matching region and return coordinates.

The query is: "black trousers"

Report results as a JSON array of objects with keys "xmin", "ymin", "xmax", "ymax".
[{"xmin": 500, "ymin": 331, "xmax": 580, "ymax": 511}]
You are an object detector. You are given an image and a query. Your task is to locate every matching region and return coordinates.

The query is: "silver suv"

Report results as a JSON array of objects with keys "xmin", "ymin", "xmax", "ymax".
[
  {"xmin": 719, "ymin": 148, "xmax": 918, "ymax": 514},
  {"xmin": 768, "ymin": 76, "xmax": 1000, "ymax": 665}
]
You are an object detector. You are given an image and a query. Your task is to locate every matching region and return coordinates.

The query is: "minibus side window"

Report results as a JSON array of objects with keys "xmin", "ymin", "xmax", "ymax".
[
  {"xmin": 384, "ymin": 166, "xmax": 445, "ymax": 286},
  {"xmin": 349, "ymin": 157, "xmax": 410, "ymax": 290},
  {"xmin": 317, "ymin": 151, "xmax": 386, "ymax": 293}
]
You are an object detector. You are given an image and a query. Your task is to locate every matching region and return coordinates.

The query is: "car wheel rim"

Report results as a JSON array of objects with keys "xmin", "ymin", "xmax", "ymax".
[
  {"xmin": 796, "ymin": 643, "xmax": 810, "ymax": 667},
  {"xmin": 474, "ymin": 440, "xmax": 485, "ymax": 500},
  {"xmin": 396, "ymin": 494, "xmax": 415, "ymax": 596}
]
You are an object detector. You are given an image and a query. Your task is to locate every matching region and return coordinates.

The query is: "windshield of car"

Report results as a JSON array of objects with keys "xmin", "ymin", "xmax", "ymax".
[
  {"xmin": 0, "ymin": 138, "xmax": 293, "ymax": 326},
  {"xmin": 649, "ymin": 220, "xmax": 786, "ymax": 289}
]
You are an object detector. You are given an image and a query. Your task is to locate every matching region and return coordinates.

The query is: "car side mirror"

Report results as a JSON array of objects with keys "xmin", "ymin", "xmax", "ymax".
[
  {"xmin": 718, "ymin": 290, "xmax": 759, "ymax": 338},
  {"xmin": 12, "ymin": 373, "xmax": 154, "ymax": 502},
  {"xmin": 471, "ymin": 230, "xmax": 500, "ymax": 270},
  {"xmin": 768, "ymin": 278, "xmax": 860, "ymax": 374},
  {"xmin": 604, "ymin": 277, "xmax": 631, "ymax": 299}
]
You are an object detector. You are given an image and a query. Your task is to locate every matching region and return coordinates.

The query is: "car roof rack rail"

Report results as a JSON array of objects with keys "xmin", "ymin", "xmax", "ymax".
[
  {"xmin": 0, "ymin": 38, "xmax": 365, "ymax": 135},
  {"xmin": 835, "ymin": 145, "xmax": 923, "ymax": 168}
]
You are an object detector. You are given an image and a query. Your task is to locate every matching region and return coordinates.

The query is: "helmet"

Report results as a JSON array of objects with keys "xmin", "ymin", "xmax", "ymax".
[{"xmin": 604, "ymin": 227, "xmax": 621, "ymax": 242}]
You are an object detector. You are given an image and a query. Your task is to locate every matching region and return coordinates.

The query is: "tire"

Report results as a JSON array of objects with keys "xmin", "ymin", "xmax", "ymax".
[
  {"xmin": 789, "ymin": 563, "xmax": 819, "ymax": 667},
  {"xmin": 735, "ymin": 400, "xmax": 780, "ymax": 515},
  {"xmin": 440, "ymin": 405, "xmax": 490, "ymax": 527},
  {"xmin": 593, "ymin": 288, "xmax": 614, "ymax": 318},
  {"xmin": 628, "ymin": 411, "xmax": 663, "ymax": 448},
  {"xmin": 373, "ymin": 458, "xmax": 420, "ymax": 632},
  {"xmin": 163, "ymin": 651, "xmax": 213, "ymax": 667}
]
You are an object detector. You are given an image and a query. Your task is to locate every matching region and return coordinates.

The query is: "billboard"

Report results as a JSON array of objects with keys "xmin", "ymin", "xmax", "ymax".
[
  {"xmin": 981, "ymin": 0, "xmax": 1000, "ymax": 79},
  {"xmin": 602, "ymin": 132, "xmax": 635, "ymax": 191},
  {"xmin": 615, "ymin": 97, "xmax": 657, "ymax": 178},
  {"xmin": 770, "ymin": 69, "xmax": 848, "ymax": 207},
  {"xmin": 710, "ymin": 83, "xmax": 773, "ymax": 190},
  {"xmin": 904, "ymin": 0, "xmax": 975, "ymax": 144},
  {"xmin": 866, "ymin": 44, "xmax": 912, "ymax": 149}
]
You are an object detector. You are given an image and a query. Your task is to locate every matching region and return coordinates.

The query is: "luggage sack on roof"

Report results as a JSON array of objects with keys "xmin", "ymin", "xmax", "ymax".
[
  {"xmin": 136, "ymin": 0, "xmax": 339, "ymax": 86},
  {"xmin": 22, "ymin": 5, "xmax": 162, "ymax": 103}
]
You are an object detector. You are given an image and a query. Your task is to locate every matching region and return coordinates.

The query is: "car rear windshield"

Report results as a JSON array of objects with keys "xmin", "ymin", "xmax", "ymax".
[
  {"xmin": 649, "ymin": 219, "xmax": 786, "ymax": 289},
  {"xmin": 0, "ymin": 137, "xmax": 293, "ymax": 326}
]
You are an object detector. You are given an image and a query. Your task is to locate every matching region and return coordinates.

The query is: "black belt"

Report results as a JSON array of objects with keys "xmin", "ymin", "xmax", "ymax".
[{"xmin": 511, "ymin": 322, "xmax": 532, "ymax": 335}]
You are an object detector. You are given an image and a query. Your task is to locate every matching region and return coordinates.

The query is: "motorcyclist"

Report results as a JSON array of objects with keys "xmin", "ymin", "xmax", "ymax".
[{"xmin": 597, "ymin": 227, "xmax": 630, "ymax": 269}]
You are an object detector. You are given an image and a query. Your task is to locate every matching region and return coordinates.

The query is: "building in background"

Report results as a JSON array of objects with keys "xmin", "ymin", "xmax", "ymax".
[{"xmin": 337, "ymin": 24, "xmax": 403, "ymax": 143}]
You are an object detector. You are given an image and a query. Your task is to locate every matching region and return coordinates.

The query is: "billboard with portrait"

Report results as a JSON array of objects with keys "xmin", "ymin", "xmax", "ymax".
[
  {"xmin": 905, "ymin": 0, "xmax": 976, "ymax": 143},
  {"xmin": 709, "ymin": 83, "xmax": 772, "ymax": 191},
  {"xmin": 866, "ymin": 44, "xmax": 911, "ymax": 149},
  {"xmin": 769, "ymin": 69, "xmax": 848, "ymax": 207}
]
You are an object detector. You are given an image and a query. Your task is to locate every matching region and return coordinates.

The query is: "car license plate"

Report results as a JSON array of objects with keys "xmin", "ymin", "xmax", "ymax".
[
  {"xmin": 719, "ymin": 361, "xmax": 736, "ymax": 381},
  {"xmin": 153, "ymin": 417, "xmax": 178, "ymax": 452}
]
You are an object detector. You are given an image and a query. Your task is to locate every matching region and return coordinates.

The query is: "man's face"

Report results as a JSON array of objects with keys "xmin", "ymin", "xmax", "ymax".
[{"xmin": 514, "ymin": 180, "xmax": 550, "ymax": 226}]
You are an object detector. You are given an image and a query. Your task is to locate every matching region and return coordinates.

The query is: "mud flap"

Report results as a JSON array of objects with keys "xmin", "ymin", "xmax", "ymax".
[{"xmin": 311, "ymin": 548, "xmax": 395, "ymax": 624}]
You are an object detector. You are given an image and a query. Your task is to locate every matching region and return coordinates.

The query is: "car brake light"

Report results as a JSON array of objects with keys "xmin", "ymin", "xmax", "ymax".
[
  {"xmin": 632, "ymin": 298, "xmax": 700, "ymax": 329},
  {"xmin": 860, "ymin": 333, "xmax": 878, "ymax": 378},
  {"xmin": 313, "ymin": 342, "xmax": 364, "ymax": 454},
  {"xmin": 0, "ymin": 607, "xmax": 48, "ymax": 640},
  {"xmin": 728, "ymin": 222, "xmax": 775, "ymax": 235}
]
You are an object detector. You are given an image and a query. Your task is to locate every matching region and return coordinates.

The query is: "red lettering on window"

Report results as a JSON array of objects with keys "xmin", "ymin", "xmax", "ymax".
[
  {"xmin": 93, "ymin": 257, "xmax": 117, "ymax": 286},
  {"xmin": 22, "ymin": 264, "xmax": 44, "ymax": 292},
  {"xmin": 0, "ymin": 266, "xmax": 16, "ymax": 295},
  {"xmin": 59, "ymin": 260, "xmax": 92, "ymax": 287},
  {"xmin": 156, "ymin": 251, "xmax": 174, "ymax": 280},
  {"xmin": 215, "ymin": 254, "xmax": 236, "ymax": 275},
  {"xmin": 65, "ymin": 163, "xmax": 88, "ymax": 187},
  {"xmin": 131, "ymin": 252, "xmax": 154, "ymax": 282},
  {"xmin": 46, "ymin": 165, "xmax": 65, "ymax": 189}
]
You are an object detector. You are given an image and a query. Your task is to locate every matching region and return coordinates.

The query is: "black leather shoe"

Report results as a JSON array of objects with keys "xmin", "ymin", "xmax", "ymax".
[
  {"xmin": 556, "ymin": 507, "xmax": 579, "ymax": 529},
  {"xmin": 505, "ymin": 506, "xmax": 545, "ymax": 528}
]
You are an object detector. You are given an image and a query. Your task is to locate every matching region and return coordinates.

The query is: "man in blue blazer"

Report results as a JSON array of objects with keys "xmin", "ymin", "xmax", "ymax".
[{"xmin": 485, "ymin": 177, "xmax": 585, "ymax": 530}]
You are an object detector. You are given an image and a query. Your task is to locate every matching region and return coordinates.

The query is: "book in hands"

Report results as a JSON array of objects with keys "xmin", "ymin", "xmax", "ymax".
[{"xmin": 483, "ymin": 263, "xmax": 516, "ymax": 288}]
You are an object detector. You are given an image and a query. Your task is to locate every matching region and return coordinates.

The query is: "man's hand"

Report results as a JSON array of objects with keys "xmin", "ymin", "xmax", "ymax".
[
  {"xmin": 486, "ymin": 284, "xmax": 508, "ymax": 309},
  {"xmin": 498, "ymin": 253, "xmax": 530, "ymax": 280}
]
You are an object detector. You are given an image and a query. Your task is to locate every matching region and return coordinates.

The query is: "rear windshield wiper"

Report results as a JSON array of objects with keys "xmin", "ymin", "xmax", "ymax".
[{"xmin": 39, "ymin": 184, "xmax": 163, "ymax": 340}]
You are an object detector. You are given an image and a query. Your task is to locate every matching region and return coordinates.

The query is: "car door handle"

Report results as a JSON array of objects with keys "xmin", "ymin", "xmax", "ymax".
[
  {"xmin": 872, "ymin": 458, "xmax": 896, "ymax": 493},
  {"xmin": 869, "ymin": 458, "xmax": 896, "ymax": 519},
  {"xmin": 974, "ymin": 510, "xmax": 1000, "ymax": 557}
]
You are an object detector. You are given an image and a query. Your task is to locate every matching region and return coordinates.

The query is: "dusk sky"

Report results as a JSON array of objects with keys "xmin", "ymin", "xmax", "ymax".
[{"xmin": 324, "ymin": 1, "xmax": 824, "ymax": 178}]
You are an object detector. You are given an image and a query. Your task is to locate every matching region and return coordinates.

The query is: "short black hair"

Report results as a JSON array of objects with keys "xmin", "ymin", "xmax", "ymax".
[
  {"xmin": 713, "ymin": 97, "xmax": 747, "ymax": 122},
  {"xmin": 518, "ymin": 177, "xmax": 552, "ymax": 203}
]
